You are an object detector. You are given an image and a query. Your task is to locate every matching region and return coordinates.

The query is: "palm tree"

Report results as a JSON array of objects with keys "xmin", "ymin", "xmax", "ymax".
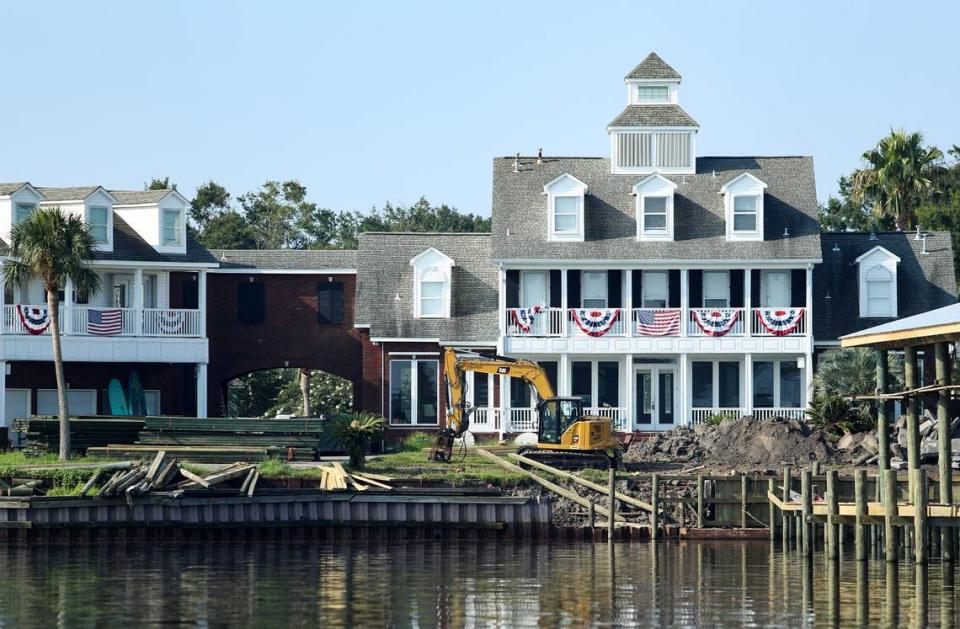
[
  {"xmin": 851, "ymin": 129, "xmax": 944, "ymax": 231},
  {"xmin": 4, "ymin": 208, "xmax": 100, "ymax": 460}
]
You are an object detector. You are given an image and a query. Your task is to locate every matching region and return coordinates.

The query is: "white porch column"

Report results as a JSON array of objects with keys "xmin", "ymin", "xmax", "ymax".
[
  {"xmin": 559, "ymin": 352, "xmax": 570, "ymax": 397},
  {"xmin": 198, "ymin": 270, "xmax": 208, "ymax": 337},
  {"xmin": 0, "ymin": 361, "xmax": 6, "ymax": 431},
  {"xmin": 560, "ymin": 269, "xmax": 568, "ymax": 337},
  {"xmin": 744, "ymin": 268, "xmax": 753, "ymax": 337},
  {"xmin": 680, "ymin": 269, "xmax": 689, "ymax": 337},
  {"xmin": 196, "ymin": 363, "xmax": 208, "ymax": 418},
  {"xmin": 64, "ymin": 277, "xmax": 74, "ymax": 335},
  {"xmin": 805, "ymin": 264, "xmax": 814, "ymax": 335},
  {"xmin": 133, "ymin": 268, "xmax": 144, "ymax": 336},
  {"xmin": 623, "ymin": 354, "xmax": 634, "ymax": 432},
  {"xmin": 805, "ymin": 264, "xmax": 815, "ymax": 408},
  {"xmin": 497, "ymin": 265, "xmax": 506, "ymax": 339},
  {"xmin": 744, "ymin": 353, "xmax": 753, "ymax": 417},
  {"xmin": 679, "ymin": 354, "xmax": 689, "ymax": 426},
  {"xmin": 624, "ymin": 270, "xmax": 633, "ymax": 337},
  {"xmin": 498, "ymin": 374, "xmax": 507, "ymax": 438}
]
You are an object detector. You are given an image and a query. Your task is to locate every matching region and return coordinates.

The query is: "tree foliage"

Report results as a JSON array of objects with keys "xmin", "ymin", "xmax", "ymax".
[
  {"xmin": 145, "ymin": 177, "xmax": 174, "ymax": 191},
  {"xmin": 227, "ymin": 369, "xmax": 352, "ymax": 418}
]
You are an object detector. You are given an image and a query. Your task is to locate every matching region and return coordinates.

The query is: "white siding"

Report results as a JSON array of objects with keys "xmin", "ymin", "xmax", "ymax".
[{"xmin": 114, "ymin": 206, "xmax": 160, "ymax": 246}]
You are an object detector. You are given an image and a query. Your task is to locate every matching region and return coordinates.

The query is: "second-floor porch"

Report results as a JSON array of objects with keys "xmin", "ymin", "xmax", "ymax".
[{"xmin": 501, "ymin": 266, "xmax": 812, "ymax": 340}]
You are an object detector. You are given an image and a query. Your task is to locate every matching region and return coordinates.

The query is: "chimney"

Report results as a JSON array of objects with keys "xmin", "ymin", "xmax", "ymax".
[
  {"xmin": 537, "ymin": 148, "xmax": 543, "ymax": 165},
  {"xmin": 513, "ymin": 153, "xmax": 520, "ymax": 173}
]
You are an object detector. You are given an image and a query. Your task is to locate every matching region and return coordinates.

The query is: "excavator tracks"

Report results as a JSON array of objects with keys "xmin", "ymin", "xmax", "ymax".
[{"xmin": 515, "ymin": 447, "xmax": 619, "ymax": 471}]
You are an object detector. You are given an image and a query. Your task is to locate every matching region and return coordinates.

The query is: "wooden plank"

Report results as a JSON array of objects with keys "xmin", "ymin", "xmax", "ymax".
[
  {"xmin": 246, "ymin": 470, "xmax": 259, "ymax": 497},
  {"xmin": 78, "ymin": 469, "xmax": 103, "ymax": 498},
  {"xmin": 179, "ymin": 468, "xmax": 211, "ymax": 489},
  {"xmin": 145, "ymin": 451, "xmax": 166, "ymax": 481},
  {"xmin": 351, "ymin": 474, "xmax": 392, "ymax": 490}
]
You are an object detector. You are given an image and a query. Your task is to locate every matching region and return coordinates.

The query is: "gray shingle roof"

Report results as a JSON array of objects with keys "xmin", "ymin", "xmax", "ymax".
[
  {"xmin": 93, "ymin": 216, "xmax": 217, "ymax": 264},
  {"xmin": 110, "ymin": 189, "xmax": 176, "ymax": 205},
  {"xmin": 608, "ymin": 105, "xmax": 698, "ymax": 128},
  {"xmin": 814, "ymin": 232, "xmax": 957, "ymax": 341},
  {"xmin": 355, "ymin": 233, "xmax": 498, "ymax": 343},
  {"xmin": 210, "ymin": 249, "xmax": 358, "ymax": 271},
  {"xmin": 491, "ymin": 156, "xmax": 821, "ymax": 261},
  {"xmin": 36, "ymin": 186, "xmax": 100, "ymax": 202},
  {"xmin": 0, "ymin": 183, "xmax": 28, "ymax": 196},
  {"xmin": 625, "ymin": 52, "xmax": 681, "ymax": 80}
]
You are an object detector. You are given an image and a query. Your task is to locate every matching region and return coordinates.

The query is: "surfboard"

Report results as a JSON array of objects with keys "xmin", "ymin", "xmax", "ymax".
[
  {"xmin": 128, "ymin": 371, "xmax": 147, "ymax": 416},
  {"xmin": 108, "ymin": 378, "xmax": 130, "ymax": 416}
]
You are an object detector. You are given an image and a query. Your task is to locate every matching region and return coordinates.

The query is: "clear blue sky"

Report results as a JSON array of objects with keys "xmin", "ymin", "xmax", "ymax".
[{"xmin": 3, "ymin": 1, "xmax": 958, "ymax": 217}]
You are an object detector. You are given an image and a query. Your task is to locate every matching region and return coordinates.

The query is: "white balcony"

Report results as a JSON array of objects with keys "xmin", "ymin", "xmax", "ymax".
[
  {"xmin": 2, "ymin": 305, "xmax": 204, "ymax": 338},
  {"xmin": 687, "ymin": 308, "xmax": 746, "ymax": 337},
  {"xmin": 751, "ymin": 308, "xmax": 807, "ymax": 337},
  {"xmin": 691, "ymin": 406, "xmax": 806, "ymax": 425}
]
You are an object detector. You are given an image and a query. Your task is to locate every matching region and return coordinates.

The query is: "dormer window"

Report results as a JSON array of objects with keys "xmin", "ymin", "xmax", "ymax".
[
  {"xmin": 633, "ymin": 173, "xmax": 677, "ymax": 241},
  {"xmin": 410, "ymin": 248, "xmax": 455, "ymax": 319},
  {"xmin": 87, "ymin": 206, "xmax": 110, "ymax": 244},
  {"xmin": 721, "ymin": 173, "xmax": 767, "ymax": 242},
  {"xmin": 543, "ymin": 173, "xmax": 587, "ymax": 241},
  {"xmin": 856, "ymin": 246, "xmax": 900, "ymax": 318},
  {"xmin": 15, "ymin": 203, "xmax": 35, "ymax": 224},
  {"xmin": 637, "ymin": 85, "xmax": 669, "ymax": 102},
  {"xmin": 161, "ymin": 209, "xmax": 183, "ymax": 246}
]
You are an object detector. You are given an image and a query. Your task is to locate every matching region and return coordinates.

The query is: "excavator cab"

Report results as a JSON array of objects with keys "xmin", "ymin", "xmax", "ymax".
[{"xmin": 537, "ymin": 397, "xmax": 585, "ymax": 444}]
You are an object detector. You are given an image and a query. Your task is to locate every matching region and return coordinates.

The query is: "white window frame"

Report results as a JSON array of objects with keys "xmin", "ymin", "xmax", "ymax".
[
  {"xmin": 702, "ymin": 271, "xmax": 730, "ymax": 308},
  {"xmin": 410, "ymin": 248, "xmax": 455, "ymax": 319},
  {"xmin": 520, "ymin": 270, "xmax": 548, "ymax": 308},
  {"xmin": 691, "ymin": 359, "xmax": 743, "ymax": 409},
  {"xmin": 544, "ymin": 173, "xmax": 587, "ymax": 242},
  {"xmin": 760, "ymin": 270, "xmax": 791, "ymax": 307},
  {"xmin": 582, "ymin": 271, "xmax": 608, "ymax": 308},
  {"xmin": 14, "ymin": 202, "xmax": 35, "ymax": 225},
  {"xmin": 721, "ymin": 173, "xmax": 767, "ymax": 242},
  {"xmin": 160, "ymin": 208, "xmax": 184, "ymax": 247},
  {"xmin": 87, "ymin": 205, "xmax": 111, "ymax": 246},
  {"xmin": 636, "ymin": 85, "xmax": 670, "ymax": 102},
  {"xmin": 752, "ymin": 359, "xmax": 804, "ymax": 408},
  {"xmin": 732, "ymin": 195, "xmax": 759, "ymax": 233},
  {"xmin": 416, "ymin": 267, "xmax": 448, "ymax": 318},
  {"xmin": 641, "ymin": 270, "xmax": 669, "ymax": 308},
  {"xmin": 633, "ymin": 173, "xmax": 677, "ymax": 241},
  {"xmin": 856, "ymin": 246, "xmax": 900, "ymax": 318},
  {"xmin": 389, "ymin": 359, "xmax": 440, "ymax": 426}
]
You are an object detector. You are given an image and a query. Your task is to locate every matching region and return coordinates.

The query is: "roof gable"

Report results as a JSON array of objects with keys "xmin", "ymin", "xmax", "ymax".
[
  {"xmin": 633, "ymin": 173, "xmax": 678, "ymax": 193},
  {"xmin": 625, "ymin": 52, "xmax": 681, "ymax": 81},
  {"xmin": 855, "ymin": 245, "xmax": 901, "ymax": 264},
  {"xmin": 720, "ymin": 172, "xmax": 768, "ymax": 193},
  {"xmin": 543, "ymin": 173, "xmax": 588, "ymax": 194},
  {"xmin": 410, "ymin": 247, "xmax": 455, "ymax": 268}
]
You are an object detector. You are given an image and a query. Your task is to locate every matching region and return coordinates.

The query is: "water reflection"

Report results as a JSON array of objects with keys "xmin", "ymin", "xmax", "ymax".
[{"xmin": 0, "ymin": 541, "xmax": 955, "ymax": 626}]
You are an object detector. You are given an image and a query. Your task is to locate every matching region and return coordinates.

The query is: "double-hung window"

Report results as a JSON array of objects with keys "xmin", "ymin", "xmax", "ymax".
[
  {"xmin": 761, "ymin": 270, "xmax": 790, "ymax": 307},
  {"xmin": 637, "ymin": 86, "xmax": 669, "ymax": 102},
  {"xmin": 419, "ymin": 279, "xmax": 444, "ymax": 317},
  {"xmin": 553, "ymin": 196, "xmax": 579, "ymax": 235},
  {"xmin": 642, "ymin": 197, "xmax": 668, "ymax": 233},
  {"xmin": 865, "ymin": 266, "xmax": 894, "ymax": 317},
  {"xmin": 582, "ymin": 271, "xmax": 608, "ymax": 308},
  {"xmin": 88, "ymin": 206, "xmax": 109, "ymax": 244},
  {"xmin": 753, "ymin": 360, "xmax": 802, "ymax": 408},
  {"xmin": 15, "ymin": 203, "xmax": 35, "ymax": 224},
  {"xmin": 390, "ymin": 360, "xmax": 439, "ymax": 425},
  {"xmin": 703, "ymin": 271, "xmax": 730, "ymax": 308},
  {"xmin": 161, "ymin": 209, "xmax": 183, "ymax": 246},
  {"xmin": 733, "ymin": 196, "xmax": 759, "ymax": 232},
  {"xmin": 642, "ymin": 271, "xmax": 668, "ymax": 308}
]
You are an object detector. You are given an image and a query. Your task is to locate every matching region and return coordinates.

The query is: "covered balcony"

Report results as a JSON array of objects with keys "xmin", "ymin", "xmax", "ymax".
[{"xmin": 502, "ymin": 268, "xmax": 810, "ymax": 339}]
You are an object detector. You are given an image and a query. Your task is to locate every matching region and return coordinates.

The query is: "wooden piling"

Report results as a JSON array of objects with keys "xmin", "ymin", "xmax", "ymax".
[
  {"xmin": 876, "ymin": 349, "xmax": 890, "ymax": 471},
  {"xmin": 854, "ymin": 469, "xmax": 867, "ymax": 561},
  {"xmin": 768, "ymin": 478, "xmax": 776, "ymax": 541},
  {"xmin": 607, "ymin": 466, "xmax": 616, "ymax": 543},
  {"xmin": 696, "ymin": 473, "xmax": 704, "ymax": 528},
  {"xmin": 826, "ymin": 469, "xmax": 839, "ymax": 560},
  {"xmin": 936, "ymin": 341, "xmax": 954, "ymax": 562},
  {"xmin": 883, "ymin": 469, "xmax": 897, "ymax": 562},
  {"xmin": 904, "ymin": 345, "xmax": 920, "ymax": 497},
  {"xmin": 913, "ymin": 468, "xmax": 928, "ymax": 564},
  {"xmin": 812, "ymin": 461, "xmax": 821, "ymax": 477},
  {"xmin": 740, "ymin": 474, "xmax": 748, "ymax": 529},
  {"xmin": 587, "ymin": 499, "xmax": 595, "ymax": 531},
  {"xmin": 782, "ymin": 466, "xmax": 791, "ymax": 543},
  {"xmin": 801, "ymin": 470, "xmax": 812, "ymax": 556},
  {"xmin": 650, "ymin": 473, "xmax": 659, "ymax": 539}
]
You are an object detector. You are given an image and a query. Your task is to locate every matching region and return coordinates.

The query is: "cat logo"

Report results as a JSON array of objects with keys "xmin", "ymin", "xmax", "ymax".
[{"xmin": 497, "ymin": 367, "xmax": 510, "ymax": 374}]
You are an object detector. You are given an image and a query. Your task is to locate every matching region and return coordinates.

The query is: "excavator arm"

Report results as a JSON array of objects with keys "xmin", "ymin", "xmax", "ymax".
[{"xmin": 429, "ymin": 348, "xmax": 556, "ymax": 462}]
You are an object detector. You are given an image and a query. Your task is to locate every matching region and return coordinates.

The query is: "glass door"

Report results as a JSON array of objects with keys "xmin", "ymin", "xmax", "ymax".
[{"xmin": 635, "ymin": 366, "xmax": 676, "ymax": 431}]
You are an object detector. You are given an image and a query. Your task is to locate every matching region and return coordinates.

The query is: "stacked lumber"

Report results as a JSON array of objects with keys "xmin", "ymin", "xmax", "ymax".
[
  {"xmin": 315, "ymin": 464, "xmax": 394, "ymax": 491},
  {"xmin": 95, "ymin": 451, "xmax": 260, "ymax": 501},
  {"xmin": 13, "ymin": 416, "xmax": 145, "ymax": 455},
  {"xmin": 84, "ymin": 416, "xmax": 341, "ymax": 463}
]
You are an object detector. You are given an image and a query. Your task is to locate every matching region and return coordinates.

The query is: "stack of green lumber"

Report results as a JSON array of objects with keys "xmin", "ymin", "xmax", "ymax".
[{"xmin": 13, "ymin": 416, "xmax": 145, "ymax": 455}]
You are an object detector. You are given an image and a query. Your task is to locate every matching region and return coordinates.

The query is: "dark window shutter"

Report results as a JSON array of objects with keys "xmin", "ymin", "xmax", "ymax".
[
  {"xmin": 506, "ymin": 270, "xmax": 520, "ymax": 308},
  {"xmin": 182, "ymin": 278, "xmax": 199, "ymax": 309},
  {"xmin": 791, "ymin": 269, "xmax": 806, "ymax": 307},
  {"xmin": 317, "ymin": 281, "xmax": 345, "ymax": 324},
  {"xmin": 631, "ymin": 270, "xmax": 643, "ymax": 307},
  {"xmin": 549, "ymin": 270, "xmax": 562, "ymax": 308},
  {"xmin": 668, "ymin": 270, "xmax": 681, "ymax": 308},
  {"xmin": 751, "ymin": 270, "xmax": 762, "ymax": 307},
  {"xmin": 688, "ymin": 270, "xmax": 703, "ymax": 307},
  {"xmin": 541, "ymin": 361, "xmax": 558, "ymax": 397},
  {"xmin": 730, "ymin": 270, "xmax": 745, "ymax": 308},
  {"xmin": 607, "ymin": 270, "xmax": 622, "ymax": 308},
  {"xmin": 238, "ymin": 282, "xmax": 265, "ymax": 325},
  {"xmin": 567, "ymin": 271, "xmax": 581, "ymax": 308}
]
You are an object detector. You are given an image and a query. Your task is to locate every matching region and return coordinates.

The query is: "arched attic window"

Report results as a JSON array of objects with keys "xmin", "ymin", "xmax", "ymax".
[
  {"xmin": 410, "ymin": 248, "xmax": 455, "ymax": 319},
  {"xmin": 857, "ymin": 245, "xmax": 900, "ymax": 318}
]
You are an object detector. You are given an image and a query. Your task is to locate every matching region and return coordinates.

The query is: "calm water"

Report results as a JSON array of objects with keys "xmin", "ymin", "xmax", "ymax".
[{"xmin": 0, "ymin": 540, "xmax": 956, "ymax": 627}]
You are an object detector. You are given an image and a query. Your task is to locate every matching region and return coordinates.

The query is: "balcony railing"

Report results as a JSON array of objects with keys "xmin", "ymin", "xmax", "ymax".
[
  {"xmin": 470, "ymin": 407, "xmax": 501, "ymax": 432},
  {"xmin": 2, "ymin": 305, "xmax": 203, "ymax": 338},
  {"xmin": 504, "ymin": 306, "xmax": 807, "ymax": 339},
  {"xmin": 751, "ymin": 407, "xmax": 806, "ymax": 421},
  {"xmin": 506, "ymin": 408, "xmax": 537, "ymax": 433},
  {"xmin": 690, "ymin": 407, "xmax": 748, "ymax": 426},
  {"xmin": 584, "ymin": 406, "xmax": 629, "ymax": 431}
]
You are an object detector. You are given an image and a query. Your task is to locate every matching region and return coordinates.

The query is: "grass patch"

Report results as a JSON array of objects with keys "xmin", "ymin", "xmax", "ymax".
[
  {"xmin": 257, "ymin": 458, "xmax": 294, "ymax": 478},
  {"xmin": 358, "ymin": 448, "xmax": 530, "ymax": 486},
  {"xmin": 44, "ymin": 482, "xmax": 92, "ymax": 497},
  {"xmin": 576, "ymin": 468, "xmax": 610, "ymax": 484},
  {"xmin": 396, "ymin": 432, "xmax": 436, "ymax": 453}
]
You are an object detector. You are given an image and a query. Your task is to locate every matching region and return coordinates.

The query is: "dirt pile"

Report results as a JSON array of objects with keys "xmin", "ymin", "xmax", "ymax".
[{"xmin": 624, "ymin": 416, "xmax": 838, "ymax": 470}]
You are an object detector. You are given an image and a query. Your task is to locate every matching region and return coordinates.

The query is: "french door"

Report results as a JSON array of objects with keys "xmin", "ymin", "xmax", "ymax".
[{"xmin": 635, "ymin": 365, "xmax": 676, "ymax": 431}]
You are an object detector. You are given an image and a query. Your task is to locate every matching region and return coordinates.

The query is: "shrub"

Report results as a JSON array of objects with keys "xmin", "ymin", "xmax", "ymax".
[
  {"xmin": 806, "ymin": 395, "xmax": 874, "ymax": 434},
  {"xmin": 399, "ymin": 432, "xmax": 436, "ymax": 452},
  {"xmin": 327, "ymin": 411, "xmax": 386, "ymax": 469},
  {"xmin": 705, "ymin": 411, "xmax": 738, "ymax": 426}
]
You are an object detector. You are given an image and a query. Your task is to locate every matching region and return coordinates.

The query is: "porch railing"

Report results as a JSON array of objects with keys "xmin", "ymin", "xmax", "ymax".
[
  {"xmin": 687, "ymin": 308, "xmax": 746, "ymax": 337},
  {"xmin": 142, "ymin": 308, "xmax": 202, "ymax": 337},
  {"xmin": 751, "ymin": 307, "xmax": 807, "ymax": 336},
  {"xmin": 470, "ymin": 407, "xmax": 501, "ymax": 432},
  {"xmin": 584, "ymin": 406, "xmax": 629, "ymax": 431},
  {"xmin": 1, "ymin": 305, "xmax": 203, "ymax": 338},
  {"xmin": 506, "ymin": 408, "xmax": 537, "ymax": 433},
  {"xmin": 69, "ymin": 306, "xmax": 138, "ymax": 336},
  {"xmin": 690, "ymin": 407, "xmax": 748, "ymax": 426},
  {"xmin": 751, "ymin": 407, "xmax": 806, "ymax": 421},
  {"xmin": 505, "ymin": 307, "xmax": 563, "ymax": 337}
]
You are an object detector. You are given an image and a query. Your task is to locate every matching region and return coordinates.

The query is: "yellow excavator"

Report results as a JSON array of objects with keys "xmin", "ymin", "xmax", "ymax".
[{"xmin": 429, "ymin": 348, "xmax": 622, "ymax": 468}]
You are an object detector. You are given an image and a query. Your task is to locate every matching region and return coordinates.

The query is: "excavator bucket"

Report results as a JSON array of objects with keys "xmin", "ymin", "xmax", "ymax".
[{"xmin": 429, "ymin": 430, "xmax": 455, "ymax": 463}]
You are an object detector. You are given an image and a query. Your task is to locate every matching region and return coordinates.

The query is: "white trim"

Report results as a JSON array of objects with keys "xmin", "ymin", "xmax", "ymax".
[
  {"xmin": 542, "ymin": 173, "xmax": 588, "ymax": 193},
  {"xmin": 814, "ymin": 340, "xmax": 841, "ymax": 346},
  {"xmin": 634, "ymin": 174, "xmax": 677, "ymax": 242},
  {"xmin": 86, "ymin": 260, "xmax": 220, "ymax": 269},
  {"xmin": 409, "ymin": 247, "xmax": 455, "ymax": 267},
  {"xmin": 544, "ymin": 174, "xmax": 588, "ymax": 242},
  {"xmin": 113, "ymin": 189, "xmax": 189, "ymax": 208},
  {"xmin": 353, "ymin": 323, "xmax": 371, "ymax": 329},
  {"xmin": 722, "ymin": 173, "xmax": 768, "ymax": 242},
  {"xmin": 371, "ymin": 337, "xmax": 441, "ymax": 343},
  {"xmin": 438, "ymin": 340, "xmax": 497, "ymax": 347},
  {"xmin": 857, "ymin": 247, "xmax": 899, "ymax": 318},
  {"xmin": 388, "ymin": 351, "xmax": 440, "ymax": 356},
  {"xmin": 854, "ymin": 245, "xmax": 901, "ymax": 264},
  {"xmin": 720, "ymin": 172, "xmax": 768, "ymax": 194},
  {"xmin": 492, "ymin": 258, "xmax": 823, "ymax": 268},
  {"xmin": 388, "ymin": 358, "xmax": 440, "ymax": 426},
  {"xmin": 211, "ymin": 268, "xmax": 356, "ymax": 275}
]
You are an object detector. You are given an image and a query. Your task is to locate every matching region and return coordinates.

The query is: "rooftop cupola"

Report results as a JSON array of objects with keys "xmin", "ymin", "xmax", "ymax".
[{"xmin": 607, "ymin": 52, "xmax": 698, "ymax": 175}]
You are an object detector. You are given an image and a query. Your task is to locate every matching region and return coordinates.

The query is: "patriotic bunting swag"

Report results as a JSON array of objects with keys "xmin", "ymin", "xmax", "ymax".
[
  {"xmin": 691, "ymin": 309, "xmax": 740, "ymax": 337},
  {"xmin": 571, "ymin": 309, "xmax": 620, "ymax": 337},
  {"xmin": 510, "ymin": 305, "xmax": 543, "ymax": 334},
  {"xmin": 755, "ymin": 308, "xmax": 804, "ymax": 336},
  {"xmin": 635, "ymin": 309, "xmax": 681, "ymax": 336},
  {"xmin": 17, "ymin": 305, "xmax": 51, "ymax": 335},
  {"xmin": 157, "ymin": 311, "xmax": 185, "ymax": 334}
]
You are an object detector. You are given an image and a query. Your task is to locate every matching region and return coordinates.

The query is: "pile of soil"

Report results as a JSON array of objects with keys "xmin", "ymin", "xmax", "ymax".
[{"xmin": 624, "ymin": 416, "xmax": 838, "ymax": 470}]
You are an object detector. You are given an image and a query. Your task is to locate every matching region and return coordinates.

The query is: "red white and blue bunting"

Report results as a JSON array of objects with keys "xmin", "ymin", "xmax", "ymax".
[
  {"xmin": 755, "ymin": 308, "xmax": 804, "ymax": 336},
  {"xmin": 571, "ymin": 309, "xmax": 620, "ymax": 337},
  {"xmin": 17, "ymin": 305, "xmax": 51, "ymax": 335},
  {"xmin": 691, "ymin": 309, "xmax": 740, "ymax": 337},
  {"xmin": 510, "ymin": 305, "xmax": 543, "ymax": 334},
  {"xmin": 157, "ymin": 311, "xmax": 185, "ymax": 334}
]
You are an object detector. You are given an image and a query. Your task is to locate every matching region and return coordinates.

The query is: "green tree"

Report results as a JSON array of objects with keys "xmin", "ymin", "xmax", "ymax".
[
  {"xmin": 238, "ymin": 180, "xmax": 319, "ymax": 249},
  {"xmin": 196, "ymin": 212, "xmax": 257, "ymax": 249},
  {"xmin": 267, "ymin": 370, "xmax": 353, "ymax": 417},
  {"xmin": 227, "ymin": 370, "xmax": 288, "ymax": 417},
  {"xmin": 849, "ymin": 129, "xmax": 944, "ymax": 231},
  {"xmin": 191, "ymin": 180, "xmax": 231, "ymax": 226},
  {"xmin": 818, "ymin": 176, "xmax": 893, "ymax": 232},
  {"xmin": 814, "ymin": 348, "xmax": 904, "ymax": 398},
  {"xmin": 146, "ymin": 177, "xmax": 174, "ymax": 191},
  {"xmin": 4, "ymin": 209, "xmax": 100, "ymax": 459}
]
